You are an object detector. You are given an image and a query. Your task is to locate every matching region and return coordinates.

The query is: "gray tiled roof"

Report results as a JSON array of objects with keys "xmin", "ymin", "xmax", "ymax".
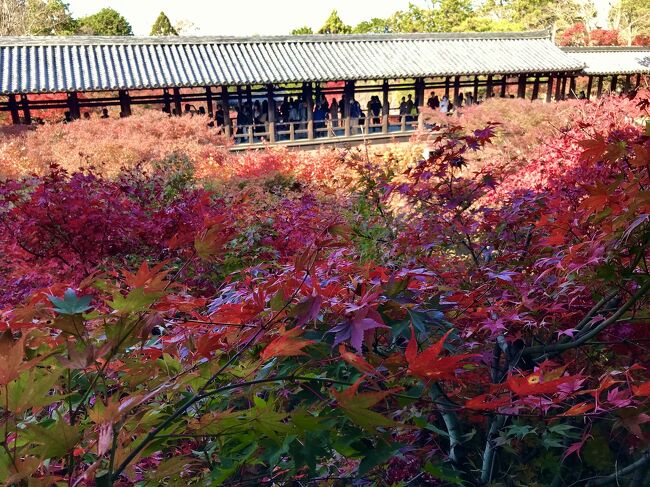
[
  {"xmin": 563, "ymin": 47, "xmax": 650, "ymax": 75},
  {"xmin": 0, "ymin": 31, "xmax": 584, "ymax": 94}
]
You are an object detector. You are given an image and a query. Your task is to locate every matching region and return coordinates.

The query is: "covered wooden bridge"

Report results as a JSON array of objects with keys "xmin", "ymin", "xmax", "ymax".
[{"xmin": 0, "ymin": 31, "xmax": 648, "ymax": 149}]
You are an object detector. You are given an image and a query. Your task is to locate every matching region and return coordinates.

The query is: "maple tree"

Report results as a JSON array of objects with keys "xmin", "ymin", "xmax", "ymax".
[{"xmin": 0, "ymin": 92, "xmax": 649, "ymax": 485}]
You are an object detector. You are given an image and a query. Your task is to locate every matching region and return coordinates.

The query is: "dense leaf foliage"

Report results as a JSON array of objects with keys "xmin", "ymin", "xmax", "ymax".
[{"xmin": 0, "ymin": 93, "xmax": 649, "ymax": 485}]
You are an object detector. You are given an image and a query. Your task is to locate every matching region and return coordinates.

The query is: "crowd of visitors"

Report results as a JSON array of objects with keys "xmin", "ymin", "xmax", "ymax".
[{"xmin": 51, "ymin": 85, "xmax": 592, "ymax": 135}]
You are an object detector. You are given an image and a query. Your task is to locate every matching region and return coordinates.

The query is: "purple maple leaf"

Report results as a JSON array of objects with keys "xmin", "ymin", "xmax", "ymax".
[{"xmin": 330, "ymin": 317, "xmax": 388, "ymax": 354}]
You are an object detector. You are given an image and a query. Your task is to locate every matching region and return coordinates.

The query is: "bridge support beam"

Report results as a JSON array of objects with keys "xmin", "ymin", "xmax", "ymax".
[
  {"xmin": 546, "ymin": 75, "xmax": 554, "ymax": 103},
  {"xmin": 8, "ymin": 94, "xmax": 20, "ymax": 124}
]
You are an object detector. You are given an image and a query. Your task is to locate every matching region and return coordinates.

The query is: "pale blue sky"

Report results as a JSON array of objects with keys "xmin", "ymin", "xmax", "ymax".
[
  {"xmin": 65, "ymin": 0, "xmax": 431, "ymax": 36},
  {"xmin": 66, "ymin": 0, "xmax": 613, "ymax": 36}
]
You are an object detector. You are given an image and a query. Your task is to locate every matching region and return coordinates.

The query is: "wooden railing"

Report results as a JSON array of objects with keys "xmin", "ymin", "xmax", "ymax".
[{"xmin": 231, "ymin": 113, "xmax": 423, "ymax": 146}]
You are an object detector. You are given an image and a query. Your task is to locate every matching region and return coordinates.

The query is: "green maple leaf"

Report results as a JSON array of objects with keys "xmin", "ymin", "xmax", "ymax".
[
  {"xmin": 109, "ymin": 288, "xmax": 163, "ymax": 313},
  {"xmin": 48, "ymin": 288, "xmax": 92, "ymax": 315},
  {"xmin": 0, "ymin": 369, "xmax": 64, "ymax": 414},
  {"xmin": 24, "ymin": 418, "xmax": 81, "ymax": 459}
]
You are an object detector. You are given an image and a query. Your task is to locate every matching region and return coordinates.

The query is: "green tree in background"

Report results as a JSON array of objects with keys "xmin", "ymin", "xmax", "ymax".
[
  {"xmin": 609, "ymin": 0, "xmax": 650, "ymax": 45},
  {"xmin": 352, "ymin": 18, "xmax": 389, "ymax": 34},
  {"xmin": 150, "ymin": 11, "xmax": 178, "ymax": 36},
  {"xmin": 318, "ymin": 10, "xmax": 352, "ymax": 34},
  {"xmin": 0, "ymin": 0, "xmax": 77, "ymax": 35},
  {"xmin": 431, "ymin": 0, "xmax": 472, "ymax": 31},
  {"xmin": 77, "ymin": 7, "xmax": 133, "ymax": 36},
  {"xmin": 291, "ymin": 25, "xmax": 313, "ymax": 35}
]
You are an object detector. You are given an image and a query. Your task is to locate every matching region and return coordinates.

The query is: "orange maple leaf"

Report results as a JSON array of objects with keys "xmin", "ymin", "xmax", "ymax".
[
  {"xmin": 632, "ymin": 381, "xmax": 650, "ymax": 397},
  {"xmin": 260, "ymin": 327, "xmax": 314, "ymax": 361},
  {"xmin": 338, "ymin": 344, "xmax": 375, "ymax": 374},
  {"xmin": 405, "ymin": 327, "xmax": 474, "ymax": 381}
]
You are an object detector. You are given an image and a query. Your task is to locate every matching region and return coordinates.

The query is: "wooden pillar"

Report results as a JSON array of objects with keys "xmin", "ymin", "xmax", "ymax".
[
  {"xmin": 560, "ymin": 76, "xmax": 568, "ymax": 100},
  {"xmin": 236, "ymin": 85, "xmax": 243, "ymax": 107},
  {"xmin": 266, "ymin": 84, "xmax": 276, "ymax": 143},
  {"xmin": 596, "ymin": 76, "xmax": 604, "ymax": 98},
  {"xmin": 222, "ymin": 86, "xmax": 232, "ymax": 137},
  {"xmin": 453, "ymin": 75, "xmax": 461, "ymax": 104},
  {"xmin": 415, "ymin": 77, "xmax": 425, "ymax": 108},
  {"xmin": 568, "ymin": 76, "xmax": 576, "ymax": 98},
  {"xmin": 555, "ymin": 75, "xmax": 563, "ymax": 101},
  {"xmin": 486, "ymin": 74, "xmax": 493, "ymax": 98},
  {"xmin": 343, "ymin": 80, "xmax": 354, "ymax": 137},
  {"xmin": 118, "ymin": 90, "xmax": 131, "ymax": 117},
  {"xmin": 586, "ymin": 76, "xmax": 594, "ymax": 100},
  {"xmin": 172, "ymin": 87, "xmax": 182, "ymax": 115},
  {"xmin": 624, "ymin": 74, "xmax": 632, "ymax": 93},
  {"xmin": 8, "ymin": 94, "xmax": 20, "ymax": 124},
  {"xmin": 206, "ymin": 87, "xmax": 214, "ymax": 117},
  {"xmin": 163, "ymin": 88, "xmax": 171, "ymax": 113},
  {"xmin": 444, "ymin": 76, "xmax": 450, "ymax": 98},
  {"xmin": 382, "ymin": 79, "xmax": 389, "ymax": 134},
  {"xmin": 473, "ymin": 76, "xmax": 479, "ymax": 101},
  {"xmin": 546, "ymin": 75, "xmax": 554, "ymax": 103},
  {"xmin": 67, "ymin": 92, "xmax": 81, "ymax": 119},
  {"xmin": 304, "ymin": 82, "xmax": 314, "ymax": 140},
  {"xmin": 636, "ymin": 73, "xmax": 641, "ymax": 88},
  {"xmin": 500, "ymin": 75, "xmax": 507, "ymax": 97},
  {"xmin": 19, "ymin": 94, "xmax": 31, "ymax": 124},
  {"xmin": 531, "ymin": 75, "xmax": 540, "ymax": 101},
  {"xmin": 517, "ymin": 74, "xmax": 527, "ymax": 98},
  {"xmin": 246, "ymin": 85, "xmax": 252, "ymax": 106},
  {"xmin": 610, "ymin": 75, "xmax": 618, "ymax": 93}
]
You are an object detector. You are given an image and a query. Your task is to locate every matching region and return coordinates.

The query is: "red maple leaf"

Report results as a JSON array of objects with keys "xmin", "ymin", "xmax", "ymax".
[
  {"xmin": 260, "ymin": 327, "xmax": 314, "ymax": 361},
  {"xmin": 507, "ymin": 371, "xmax": 582, "ymax": 396},
  {"xmin": 405, "ymin": 327, "xmax": 474, "ymax": 381}
]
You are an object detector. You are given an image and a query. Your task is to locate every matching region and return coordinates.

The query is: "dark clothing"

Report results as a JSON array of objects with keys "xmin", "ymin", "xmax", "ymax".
[{"xmin": 427, "ymin": 96, "xmax": 440, "ymax": 109}]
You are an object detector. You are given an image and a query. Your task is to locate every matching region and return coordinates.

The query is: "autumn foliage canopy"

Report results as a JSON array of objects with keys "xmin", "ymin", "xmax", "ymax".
[{"xmin": 0, "ymin": 92, "xmax": 649, "ymax": 486}]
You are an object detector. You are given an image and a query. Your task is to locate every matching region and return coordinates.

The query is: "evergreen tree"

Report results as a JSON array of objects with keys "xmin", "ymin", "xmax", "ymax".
[
  {"xmin": 150, "ymin": 11, "xmax": 178, "ymax": 36},
  {"xmin": 77, "ymin": 7, "xmax": 133, "ymax": 36},
  {"xmin": 318, "ymin": 10, "xmax": 352, "ymax": 34}
]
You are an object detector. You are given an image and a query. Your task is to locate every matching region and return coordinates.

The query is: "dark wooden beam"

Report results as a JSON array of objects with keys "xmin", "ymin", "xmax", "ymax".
[
  {"xmin": 304, "ymin": 82, "xmax": 314, "ymax": 140},
  {"xmin": 8, "ymin": 94, "xmax": 20, "ymax": 124},
  {"xmin": 610, "ymin": 75, "xmax": 618, "ymax": 93},
  {"xmin": 586, "ymin": 76, "xmax": 593, "ymax": 99},
  {"xmin": 546, "ymin": 75, "xmax": 554, "ymax": 103},
  {"xmin": 206, "ymin": 87, "xmax": 214, "ymax": 117},
  {"xmin": 486, "ymin": 74, "xmax": 493, "ymax": 98},
  {"xmin": 517, "ymin": 74, "xmax": 527, "ymax": 98},
  {"xmin": 118, "ymin": 90, "xmax": 131, "ymax": 117},
  {"xmin": 531, "ymin": 75, "xmax": 540, "ymax": 101},
  {"xmin": 555, "ymin": 75, "xmax": 563, "ymax": 101},
  {"xmin": 624, "ymin": 74, "xmax": 632, "ymax": 92},
  {"xmin": 382, "ymin": 79, "xmax": 389, "ymax": 134},
  {"xmin": 173, "ymin": 87, "xmax": 182, "ymax": 115},
  {"xmin": 568, "ymin": 76, "xmax": 576, "ymax": 98},
  {"xmin": 636, "ymin": 73, "xmax": 641, "ymax": 87},
  {"xmin": 19, "ymin": 94, "xmax": 31, "ymax": 124},
  {"xmin": 473, "ymin": 76, "xmax": 479, "ymax": 101},
  {"xmin": 67, "ymin": 92, "xmax": 81, "ymax": 119},
  {"xmin": 444, "ymin": 76, "xmax": 450, "ymax": 98},
  {"xmin": 343, "ymin": 80, "xmax": 355, "ymax": 137},
  {"xmin": 246, "ymin": 85, "xmax": 253, "ymax": 105},
  {"xmin": 453, "ymin": 75, "xmax": 460, "ymax": 104},
  {"xmin": 500, "ymin": 75, "xmax": 507, "ymax": 97},
  {"xmin": 222, "ymin": 86, "xmax": 232, "ymax": 137},
  {"xmin": 560, "ymin": 76, "xmax": 567, "ymax": 100},
  {"xmin": 596, "ymin": 76, "xmax": 604, "ymax": 97},
  {"xmin": 415, "ymin": 77, "xmax": 425, "ymax": 108},
  {"xmin": 163, "ymin": 88, "xmax": 171, "ymax": 113},
  {"xmin": 266, "ymin": 84, "xmax": 275, "ymax": 143},
  {"xmin": 236, "ymin": 85, "xmax": 243, "ymax": 107}
]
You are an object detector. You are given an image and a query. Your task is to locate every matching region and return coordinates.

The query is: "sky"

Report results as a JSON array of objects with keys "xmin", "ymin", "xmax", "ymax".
[
  {"xmin": 66, "ymin": 0, "xmax": 613, "ymax": 36},
  {"xmin": 65, "ymin": 0, "xmax": 430, "ymax": 36}
]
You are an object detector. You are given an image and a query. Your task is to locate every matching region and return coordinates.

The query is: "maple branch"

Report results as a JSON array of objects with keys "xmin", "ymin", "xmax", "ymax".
[
  {"xmin": 111, "ymin": 264, "xmax": 313, "ymax": 480},
  {"xmin": 525, "ymin": 280, "xmax": 650, "ymax": 359},
  {"xmin": 585, "ymin": 450, "xmax": 650, "ymax": 486}
]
